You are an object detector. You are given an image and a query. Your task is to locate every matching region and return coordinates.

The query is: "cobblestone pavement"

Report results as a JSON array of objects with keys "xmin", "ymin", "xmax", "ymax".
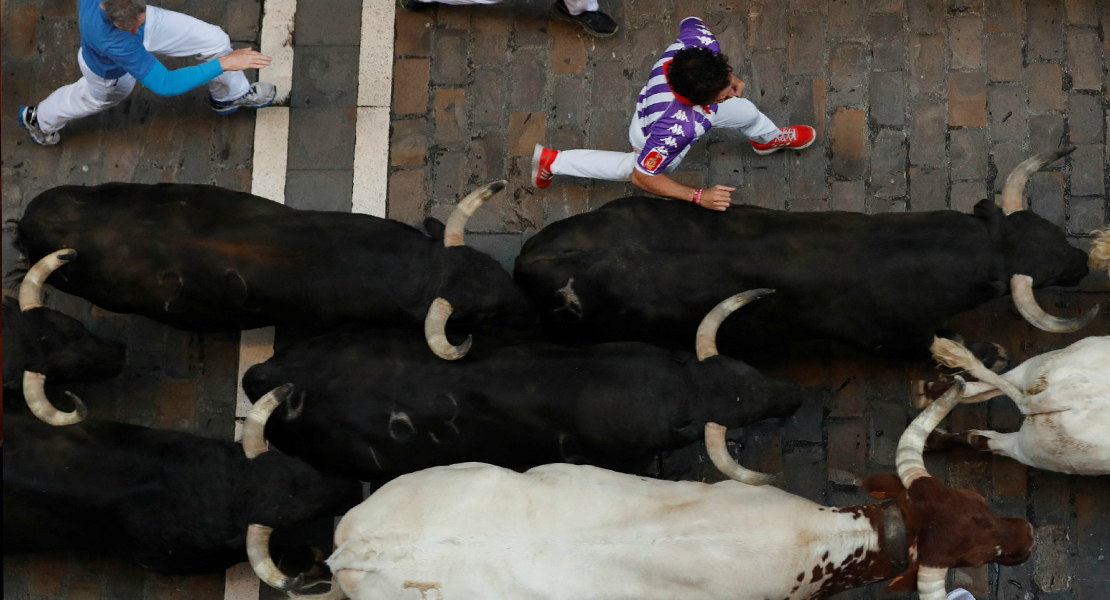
[{"xmin": 3, "ymin": 0, "xmax": 1109, "ymax": 599}]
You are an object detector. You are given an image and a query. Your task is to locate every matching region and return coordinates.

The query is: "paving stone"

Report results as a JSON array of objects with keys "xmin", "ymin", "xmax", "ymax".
[
  {"xmin": 870, "ymin": 129, "xmax": 907, "ymax": 198},
  {"xmin": 743, "ymin": 162, "xmax": 788, "ymax": 210},
  {"xmin": 30, "ymin": 554, "xmax": 68, "ymax": 596},
  {"xmin": 829, "ymin": 180, "xmax": 867, "ymax": 212},
  {"xmin": 950, "ymin": 128, "xmax": 989, "ymax": 180},
  {"xmin": 542, "ymin": 185, "xmax": 590, "ymax": 223},
  {"xmin": 870, "ymin": 71, "xmax": 905, "ymax": 127},
  {"xmin": 285, "ymin": 170, "xmax": 354, "ymax": 212},
  {"xmin": 782, "ymin": 445, "xmax": 827, "ymax": 504},
  {"xmin": 828, "ymin": 43, "xmax": 868, "ymax": 107},
  {"xmin": 949, "ymin": 457, "xmax": 991, "ymax": 496},
  {"xmin": 287, "ymin": 107, "xmax": 357, "ymax": 170},
  {"xmin": 508, "ymin": 111, "xmax": 547, "ymax": 156},
  {"xmin": 785, "ymin": 76, "xmax": 819, "ymax": 134},
  {"xmin": 787, "ymin": 13, "xmax": 826, "ymax": 76},
  {"xmin": 991, "ymin": 454, "xmax": 1028, "ymax": 497},
  {"xmin": 1074, "ymin": 480, "xmax": 1110, "ymax": 558},
  {"xmin": 826, "ymin": 0, "xmax": 867, "ymax": 39},
  {"xmin": 1066, "ymin": 30, "xmax": 1102, "ymax": 91},
  {"xmin": 830, "ymin": 107, "xmax": 867, "ymax": 179},
  {"xmin": 787, "ymin": 146, "xmax": 827, "ymax": 200},
  {"xmin": 909, "ymin": 101, "xmax": 946, "ymax": 166},
  {"xmin": 550, "ymin": 75, "xmax": 587, "ymax": 129},
  {"xmin": 550, "ymin": 23, "xmax": 585, "ymax": 75},
  {"xmin": 909, "ymin": 165, "xmax": 948, "ymax": 210},
  {"xmin": 1027, "ymin": 172, "xmax": 1067, "ymax": 227},
  {"xmin": 870, "ymin": 14, "xmax": 907, "ymax": 72},
  {"xmin": 466, "ymin": 233, "xmax": 524, "ymax": 273},
  {"xmin": 390, "ymin": 117, "xmax": 430, "ymax": 167},
  {"xmin": 469, "ymin": 68, "xmax": 507, "ymax": 128},
  {"xmin": 589, "ymin": 109, "xmax": 633, "ymax": 152},
  {"xmin": 394, "ymin": 7, "xmax": 435, "ymax": 57},
  {"xmin": 470, "ymin": 11, "xmax": 511, "ymax": 68},
  {"xmin": 1027, "ymin": 63, "xmax": 1065, "ymax": 111},
  {"xmin": 909, "ymin": 34, "xmax": 946, "ymax": 96},
  {"xmin": 1033, "ymin": 524, "xmax": 1073, "ymax": 592},
  {"xmin": 1073, "ymin": 561, "xmax": 1110, "ymax": 600},
  {"xmin": 908, "ymin": 0, "xmax": 945, "ymax": 34},
  {"xmin": 4, "ymin": 4, "xmax": 40, "ymax": 58},
  {"xmin": 1027, "ymin": 0, "xmax": 1065, "ymax": 62},
  {"xmin": 1029, "ymin": 112, "xmax": 1066, "ymax": 154},
  {"xmin": 1065, "ymin": 0, "xmax": 1100, "ymax": 24},
  {"xmin": 985, "ymin": 33, "xmax": 1025, "ymax": 82},
  {"xmin": 291, "ymin": 46, "xmax": 360, "ymax": 109},
  {"xmin": 991, "ymin": 141, "xmax": 1026, "ymax": 192},
  {"xmin": 1069, "ymin": 145, "xmax": 1105, "ymax": 197},
  {"xmin": 393, "ymin": 58, "xmax": 431, "ymax": 116},
  {"xmin": 430, "ymin": 148, "xmax": 468, "ymax": 202},
  {"xmin": 868, "ymin": 401, "xmax": 905, "ymax": 469},
  {"xmin": 224, "ymin": 0, "xmax": 261, "ymax": 42},
  {"xmin": 948, "ymin": 16, "xmax": 984, "ymax": 71},
  {"xmin": 986, "ymin": 0, "xmax": 1025, "ymax": 33},
  {"xmin": 295, "ymin": 0, "xmax": 361, "ymax": 46},
  {"xmin": 431, "ymin": 28, "xmax": 468, "ymax": 86},
  {"xmin": 387, "ymin": 168, "xmax": 427, "ymax": 227},
  {"xmin": 987, "ymin": 83, "xmax": 1027, "ymax": 141},
  {"xmin": 434, "ymin": 87, "xmax": 467, "ymax": 147},
  {"xmin": 827, "ymin": 419, "xmax": 868, "ymax": 479},
  {"xmin": 951, "ymin": 179, "xmax": 989, "ymax": 213},
  {"xmin": 748, "ymin": 0, "xmax": 787, "ymax": 49},
  {"xmin": 1067, "ymin": 93, "xmax": 1103, "ymax": 146},
  {"xmin": 468, "ymin": 128, "xmax": 507, "ymax": 183},
  {"xmin": 508, "ymin": 48, "xmax": 548, "ymax": 112},
  {"xmin": 1069, "ymin": 196, "xmax": 1106, "ymax": 235},
  {"xmin": 951, "ymin": 566, "xmax": 990, "ymax": 599},
  {"xmin": 811, "ymin": 78, "xmax": 827, "ymax": 138},
  {"xmin": 751, "ymin": 49, "xmax": 787, "ymax": 123},
  {"xmin": 869, "ymin": 0, "xmax": 904, "ymax": 12},
  {"xmin": 156, "ymin": 380, "xmax": 198, "ymax": 432},
  {"xmin": 948, "ymin": 70, "xmax": 987, "ymax": 127},
  {"xmin": 1031, "ymin": 469, "xmax": 1072, "ymax": 525}
]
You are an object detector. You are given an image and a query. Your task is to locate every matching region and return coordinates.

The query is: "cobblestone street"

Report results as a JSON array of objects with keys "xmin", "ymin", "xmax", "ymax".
[{"xmin": 2, "ymin": 0, "xmax": 1109, "ymax": 598}]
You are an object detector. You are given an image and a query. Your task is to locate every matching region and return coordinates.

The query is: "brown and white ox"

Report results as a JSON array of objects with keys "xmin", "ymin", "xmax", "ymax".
[
  {"xmin": 247, "ymin": 380, "xmax": 1032, "ymax": 600},
  {"xmin": 925, "ymin": 336, "xmax": 1110, "ymax": 476}
]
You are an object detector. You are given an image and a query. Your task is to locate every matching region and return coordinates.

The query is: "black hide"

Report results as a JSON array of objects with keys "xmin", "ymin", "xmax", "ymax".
[
  {"xmin": 241, "ymin": 328, "xmax": 815, "ymax": 481},
  {"xmin": 514, "ymin": 197, "xmax": 1090, "ymax": 357},
  {"xmin": 2, "ymin": 298, "xmax": 125, "ymax": 386},
  {"xmin": 15, "ymin": 183, "xmax": 537, "ymax": 334},
  {"xmin": 2, "ymin": 414, "xmax": 360, "ymax": 575}
]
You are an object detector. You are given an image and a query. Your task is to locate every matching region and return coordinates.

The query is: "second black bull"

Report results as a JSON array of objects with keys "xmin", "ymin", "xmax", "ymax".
[
  {"xmin": 13, "ymin": 180, "xmax": 535, "ymax": 359},
  {"xmin": 242, "ymin": 292, "xmax": 819, "ymax": 481},
  {"xmin": 515, "ymin": 149, "xmax": 1105, "ymax": 358}
]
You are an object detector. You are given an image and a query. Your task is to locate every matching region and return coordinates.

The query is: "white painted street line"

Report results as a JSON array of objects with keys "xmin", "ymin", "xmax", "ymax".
[
  {"xmin": 258, "ymin": 0, "xmax": 298, "ymax": 104},
  {"xmin": 250, "ymin": 107, "xmax": 291, "ymax": 203},
  {"xmin": 352, "ymin": 0, "xmax": 396, "ymax": 217}
]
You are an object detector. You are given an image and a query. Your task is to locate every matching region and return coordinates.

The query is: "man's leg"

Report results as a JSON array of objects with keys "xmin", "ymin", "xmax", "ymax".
[
  {"xmin": 31, "ymin": 50, "xmax": 137, "ymax": 142},
  {"xmin": 142, "ymin": 6, "xmax": 252, "ymax": 103},
  {"xmin": 554, "ymin": 0, "xmax": 618, "ymax": 37},
  {"xmin": 714, "ymin": 97, "xmax": 816, "ymax": 155},
  {"xmin": 551, "ymin": 149, "xmax": 638, "ymax": 181}
]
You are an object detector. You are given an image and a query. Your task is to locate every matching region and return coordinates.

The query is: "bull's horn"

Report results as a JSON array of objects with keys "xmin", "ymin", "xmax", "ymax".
[
  {"xmin": 443, "ymin": 180, "xmax": 507, "ymax": 247},
  {"xmin": 23, "ymin": 371, "xmax": 87, "ymax": 425},
  {"xmin": 19, "ymin": 249, "xmax": 77, "ymax": 311},
  {"xmin": 1089, "ymin": 228, "xmax": 1110, "ymax": 276},
  {"xmin": 424, "ymin": 297, "xmax": 472, "ymax": 360},
  {"xmin": 695, "ymin": 289, "xmax": 775, "ymax": 361},
  {"xmin": 896, "ymin": 378, "xmax": 965, "ymax": 487},
  {"xmin": 247, "ymin": 523, "xmax": 305, "ymax": 591},
  {"xmin": 242, "ymin": 384, "xmax": 306, "ymax": 590},
  {"xmin": 999, "ymin": 147, "xmax": 1074, "ymax": 215},
  {"xmin": 1010, "ymin": 274, "xmax": 1099, "ymax": 333},
  {"xmin": 930, "ymin": 337, "xmax": 1024, "ymax": 401},
  {"xmin": 704, "ymin": 422, "xmax": 778, "ymax": 485},
  {"xmin": 242, "ymin": 383, "xmax": 293, "ymax": 459},
  {"xmin": 916, "ymin": 566, "xmax": 948, "ymax": 600}
]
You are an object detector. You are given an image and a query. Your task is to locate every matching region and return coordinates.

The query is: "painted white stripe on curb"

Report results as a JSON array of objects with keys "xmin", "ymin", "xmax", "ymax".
[
  {"xmin": 258, "ymin": 0, "xmax": 298, "ymax": 103},
  {"xmin": 352, "ymin": 0, "xmax": 396, "ymax": 217}
]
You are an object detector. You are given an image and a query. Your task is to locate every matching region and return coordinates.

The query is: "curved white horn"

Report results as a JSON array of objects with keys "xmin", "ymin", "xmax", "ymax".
[
  {"xmin": 247, "ymin": 523, "xmax": 305, "ymax": 591},
  {"xmin": 896, "ymin": 378, "xmax": 965, "ymax": 487},
  {"xmin": 916, "ymin": 565, "xmax": 949, "ymax": 600},
  {"xmin": 695, "ymin": 289, "xmax": 775, "ymax": 361},
  {"xmin": 705, "ymin": 422, "xmax": 778, "ymax": 485},
  {"xmin": 999, "ymin": 147, "xmax": 1074, "ymax": 215},
  {"xmin": 1088, "ymin": 228, "xmax": 1110, "ymax": 276},
  {"xmin": 930, "ymin": 337, "xmax": 1024, "ymax": 402},
  {"xmin": 19, "ymin": 249, "xmax": 77, "ymax": 311},
  {"xmin": 424, "ymin": 297, "xmax": 472, "ymax": 360},
  {"xmin": 23, "ymin": 371, "xmax": 87, "ymax": 426},
  {"xmin": 242, "ymin": 384, "xmax": 293, "ymax": 459},
  {"xmin": 1010, "ymin": 275, "xmax": 1099, "ymax": 333},
  {"xmin": 443, "ymin": 180, "xmax": 507, "ymax": 247}
]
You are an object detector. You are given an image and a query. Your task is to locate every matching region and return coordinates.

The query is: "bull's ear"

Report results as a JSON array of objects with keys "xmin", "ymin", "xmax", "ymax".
[
  {"xmin": 424, "ymin": 218, "xmax": 446, "ymax": 241},
  {"xmin": 973, "ymin": 198, "xmax": 1003, "ymax": 220},
  {"xmin": 863, "ymin": 473, "xmax": 906, "ymax": 501}
]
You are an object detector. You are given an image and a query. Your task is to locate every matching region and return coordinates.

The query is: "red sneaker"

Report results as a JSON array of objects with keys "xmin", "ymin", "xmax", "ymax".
[
  {"xmin": 749, "ymin": 125, "xmax": 817, "ymax": 155},
  {"xmin": 532, "ymin": 144, "xmax": 558, "ymax": 188}
]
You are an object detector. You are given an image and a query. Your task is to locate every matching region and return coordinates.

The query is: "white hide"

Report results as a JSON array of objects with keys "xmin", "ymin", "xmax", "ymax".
[
  {"xmin": 973, "ymin": 336, "xmax": 1110, "ymax": 475},
  {"xmin": 326, "ymin": 462, "xmax": 881, "ymax": 600}
]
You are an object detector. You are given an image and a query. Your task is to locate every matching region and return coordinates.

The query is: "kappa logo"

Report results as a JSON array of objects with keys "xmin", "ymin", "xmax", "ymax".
[
  {"xmin": 671, "ymin": 110, "xmax": 689, "ymax": 122},
  {"xmin": 667, "ymin": 123, "xmax": 684, "ymax": 135},
  {"xmin": 641, "ymin": 149, "xmax": 666, "ymax": 172}
]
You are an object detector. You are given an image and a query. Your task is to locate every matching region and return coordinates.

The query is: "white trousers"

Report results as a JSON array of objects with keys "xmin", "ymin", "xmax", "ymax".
[
  {"xmin": 36, "ymin": 6, "xmax": 249, "ymax": 134},
  {"xmin": 550, "ymin": 97, "xmax": 780, "ymax": 181},
  {"xmin": 415, "ymin": 0, "xmax": 599, "ymax": 14}
]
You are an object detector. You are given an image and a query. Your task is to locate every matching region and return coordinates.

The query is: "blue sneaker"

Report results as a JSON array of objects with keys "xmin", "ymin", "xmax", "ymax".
[
  {"xmin": 209, "ymin": 82, "xmax": 277, "ymax": 115},
  {"xmin": 19, "ymin": 105, "xmax": 60, "ymax": 146}
]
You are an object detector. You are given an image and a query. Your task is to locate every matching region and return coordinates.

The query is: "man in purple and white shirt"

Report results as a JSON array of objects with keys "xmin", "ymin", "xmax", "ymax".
[{"xmin": 532, "ymin": 17, "xmax": 815, "ymax": 211}]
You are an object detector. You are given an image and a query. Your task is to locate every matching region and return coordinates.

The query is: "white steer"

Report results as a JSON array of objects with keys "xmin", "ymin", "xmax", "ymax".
[
  {"xmin": 928, "ymin": 335, "xmax": 1110, "ymax": 475},
  {"xmin": 249, "ymin": 381, "xmax": 1033, "ymax": 600}
]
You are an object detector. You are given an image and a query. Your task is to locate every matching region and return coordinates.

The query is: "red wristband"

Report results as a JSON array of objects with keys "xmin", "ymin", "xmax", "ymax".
[{"xmin": 692, "ymin": 189, "xmax": 703, "ymax": 205}]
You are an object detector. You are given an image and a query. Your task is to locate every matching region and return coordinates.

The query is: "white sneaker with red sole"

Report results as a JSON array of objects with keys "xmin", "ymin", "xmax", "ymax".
[
  {"xmin": 749, "ymin": 125, "xmax": 816, "ymax": 155},
  {"xmin": 532, "ymin": 144, "xmax": 559, "ymax": 188}
]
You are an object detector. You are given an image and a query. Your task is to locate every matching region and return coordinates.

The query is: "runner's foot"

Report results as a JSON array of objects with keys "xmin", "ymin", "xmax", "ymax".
[
  {"xmin": 749, "ymin": 125, "xmax": 816, "ymax": 155},
  {"xmin": 552, "ymin": 0, "xmax": 619, "ymax": 37},
  {"xmin": 532, "ymin": 144, "xmax": 558, "ymax": 189},
  {"xmin": 209, "ymin": 82, "xmax": 278, "ymax": 115},
  {"xmin": 18, "ymin": 105, "xmax": 60, "ymax": 146}
]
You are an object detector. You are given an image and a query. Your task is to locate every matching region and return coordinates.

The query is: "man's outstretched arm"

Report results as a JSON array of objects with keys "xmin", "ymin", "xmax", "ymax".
[{"xmin": 630, "ymin": 169, "xmax": 734, "ymax": 211}]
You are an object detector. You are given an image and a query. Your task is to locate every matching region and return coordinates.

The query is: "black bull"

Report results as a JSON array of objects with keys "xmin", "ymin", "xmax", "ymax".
[
  {"xmin": 3, "ymin": 405, "xmax": 359, "ymax": 576},
  {"xmin": 514, "ymin": 152, "xmax": 1095, "ymax": 358},
  {"xmin": 242, "ymin": 296, "xmax": 819, "ymax": 481},
  {"xmin": 14, "ymin": 181, "xmax": 536, "ymax": 352}
]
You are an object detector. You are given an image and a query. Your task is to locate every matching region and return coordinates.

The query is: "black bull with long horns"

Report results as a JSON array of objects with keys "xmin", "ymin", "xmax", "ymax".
[
  {"xmin": 13, "ymin": 180, "xmax": 536, "ymax": 359},
  {"xmin": 514, "ymin": 148, "xmax": 1102, "ymax": 358}
]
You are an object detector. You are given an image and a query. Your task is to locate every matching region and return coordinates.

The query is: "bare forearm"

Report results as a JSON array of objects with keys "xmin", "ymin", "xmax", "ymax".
[{"xmin": 630, "ymin": 170, "xmax": 695, "ymax": 201}]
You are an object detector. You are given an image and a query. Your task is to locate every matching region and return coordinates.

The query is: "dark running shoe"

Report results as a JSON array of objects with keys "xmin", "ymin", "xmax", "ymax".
[
  {"xmin": 398, "ymin": 0, "xmax": 434, "ymax": 10},
  {"xmin": 552, "ymin": 0, "xmax": 619, "ymax": 37},
  {"xmin": 18, "ymin": 105, "xmax": 60, "ymax": 146}
]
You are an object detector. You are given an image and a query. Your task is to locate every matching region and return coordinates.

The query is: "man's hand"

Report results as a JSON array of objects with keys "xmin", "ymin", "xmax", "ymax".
[
  {"xmin": 219, "ymin": 48, "xmax": 273, "ymax": 72},
  {"xmin": 698, "ymin": 185, "xmax": 735, "ymax": 211}
]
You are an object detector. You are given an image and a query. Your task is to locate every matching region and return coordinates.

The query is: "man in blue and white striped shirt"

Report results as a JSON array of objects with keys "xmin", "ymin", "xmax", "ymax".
[{"xmin": 533, "ymin": 17, "xmax": 815, "ymax": 211}]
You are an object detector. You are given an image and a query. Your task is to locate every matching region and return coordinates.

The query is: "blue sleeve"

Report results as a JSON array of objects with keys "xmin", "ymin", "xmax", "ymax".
[{"xmin": 139, "ymin": 59, "xmax": 224, "ymax": 97}]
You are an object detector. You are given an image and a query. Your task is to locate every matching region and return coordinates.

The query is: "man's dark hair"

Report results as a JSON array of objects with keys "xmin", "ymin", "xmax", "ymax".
[{"xmin": 667, "ymin": 47, "xmax": 732, "ymax": 105}]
